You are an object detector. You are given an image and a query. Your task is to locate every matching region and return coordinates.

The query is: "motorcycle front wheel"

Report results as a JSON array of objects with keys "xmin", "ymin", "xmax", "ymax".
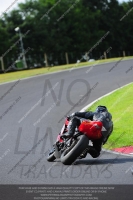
[
  {"xmin": 47, "ymin": 150, "xmax": 56, "ymax": 162},
  {"xmin": 61, "ymin": 135, "xmax": 89, "ymax": 165}
]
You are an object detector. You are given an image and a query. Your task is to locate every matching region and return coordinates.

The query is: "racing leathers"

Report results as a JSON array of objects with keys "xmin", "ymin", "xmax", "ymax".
[{"xmin": 65, "ymin": 106, "xmax": 113, "ymax": 158}]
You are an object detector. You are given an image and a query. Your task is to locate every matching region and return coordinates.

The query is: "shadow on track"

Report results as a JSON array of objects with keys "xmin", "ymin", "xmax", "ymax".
[{"xmin": 74, "ymin": 157, "xmax": 133, "ymax": 165}]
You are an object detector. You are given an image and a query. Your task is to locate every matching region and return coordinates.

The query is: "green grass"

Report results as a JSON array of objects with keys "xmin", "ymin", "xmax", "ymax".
[
  {"xmin": 0, "ymin": 56, "xmax": 133, "ymax": 83},
  {"xmin": 86, "ymin": 83, "xmax": 133, "ymax": 150}
]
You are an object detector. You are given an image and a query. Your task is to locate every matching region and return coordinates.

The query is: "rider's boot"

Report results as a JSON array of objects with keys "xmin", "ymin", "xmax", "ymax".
[
  {"xmin": 62, "ymin": 125, "xmax": 75, "ymax": 138},
  {"xmin": 79, "ymin": 146, "xmax": 100, "ymax": 159},
  {"xmin": 63, "ymin": 118, "xmax": 77, "ymax": 138},
  {"xmin": 79, "ymin": 146, "xmax": 90, "ymax": 159}
]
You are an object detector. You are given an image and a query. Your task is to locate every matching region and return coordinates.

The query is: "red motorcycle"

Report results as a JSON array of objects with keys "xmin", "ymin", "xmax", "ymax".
[{"xmin": 47, "ymin": 117, "xmax": 103, "ymax": 165}]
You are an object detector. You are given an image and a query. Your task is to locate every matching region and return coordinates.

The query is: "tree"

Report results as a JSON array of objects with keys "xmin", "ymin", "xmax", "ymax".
[{"xmin": 0, "ymin": 0, "xmax": 133, "ymax": 69}]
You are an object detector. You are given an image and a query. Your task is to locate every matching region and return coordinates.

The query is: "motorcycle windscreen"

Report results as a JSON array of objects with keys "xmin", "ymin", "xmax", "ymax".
[{"xmin": 78, "ymin": 121, "xmax": 103, "ymax": 139}]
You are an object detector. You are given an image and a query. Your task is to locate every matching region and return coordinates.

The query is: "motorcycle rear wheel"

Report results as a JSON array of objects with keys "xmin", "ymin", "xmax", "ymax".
[{"xmin": 61, "ymin": 135, "xmax": 89, "ymax": 165}]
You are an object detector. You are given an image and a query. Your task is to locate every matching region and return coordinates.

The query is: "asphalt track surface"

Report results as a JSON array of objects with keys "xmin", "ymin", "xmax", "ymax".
[{"xmin": 0, "ymin": 59, "xmax": 133, "ymax": 184}]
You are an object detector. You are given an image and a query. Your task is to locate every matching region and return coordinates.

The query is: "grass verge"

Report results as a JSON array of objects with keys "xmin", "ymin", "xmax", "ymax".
[
  {"xmin": 86, "ymin": 83, "xmax": 133, "ymax": 150},
  {"xmin": 0, "ymin": 56, "xmax": 133, "ymax": 84}
]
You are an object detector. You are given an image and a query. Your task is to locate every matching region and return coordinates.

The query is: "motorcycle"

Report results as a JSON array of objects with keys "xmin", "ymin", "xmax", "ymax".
[{"xmin": 47, "ymin": 117, "xmax": 103, "ymax": 165}]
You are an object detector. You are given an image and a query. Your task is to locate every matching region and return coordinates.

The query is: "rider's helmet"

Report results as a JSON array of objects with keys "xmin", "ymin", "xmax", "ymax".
[{"xmin": 95, "ymin": 105, "xmax": 107, "ymax": 113}]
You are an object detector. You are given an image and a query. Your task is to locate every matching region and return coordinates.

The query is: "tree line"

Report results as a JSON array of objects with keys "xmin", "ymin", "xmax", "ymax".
[{"xmin": 0, "ymin": 0, "xmax": 133, "ymax": 70}]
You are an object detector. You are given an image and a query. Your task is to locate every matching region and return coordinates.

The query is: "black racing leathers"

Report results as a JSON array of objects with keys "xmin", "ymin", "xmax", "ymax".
[
  {"xmin": 67, "ymin": 111, "xmax": 113, "ymax": 158},
  {"xmin": 74, "ymin": 111, "xmax": 113, "ymax": 139}
]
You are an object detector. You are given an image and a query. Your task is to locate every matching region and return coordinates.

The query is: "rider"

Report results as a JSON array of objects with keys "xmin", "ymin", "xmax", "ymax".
[{"xmin": 63, "ymin": 105, "xmax": 113, "ymax": 159}]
